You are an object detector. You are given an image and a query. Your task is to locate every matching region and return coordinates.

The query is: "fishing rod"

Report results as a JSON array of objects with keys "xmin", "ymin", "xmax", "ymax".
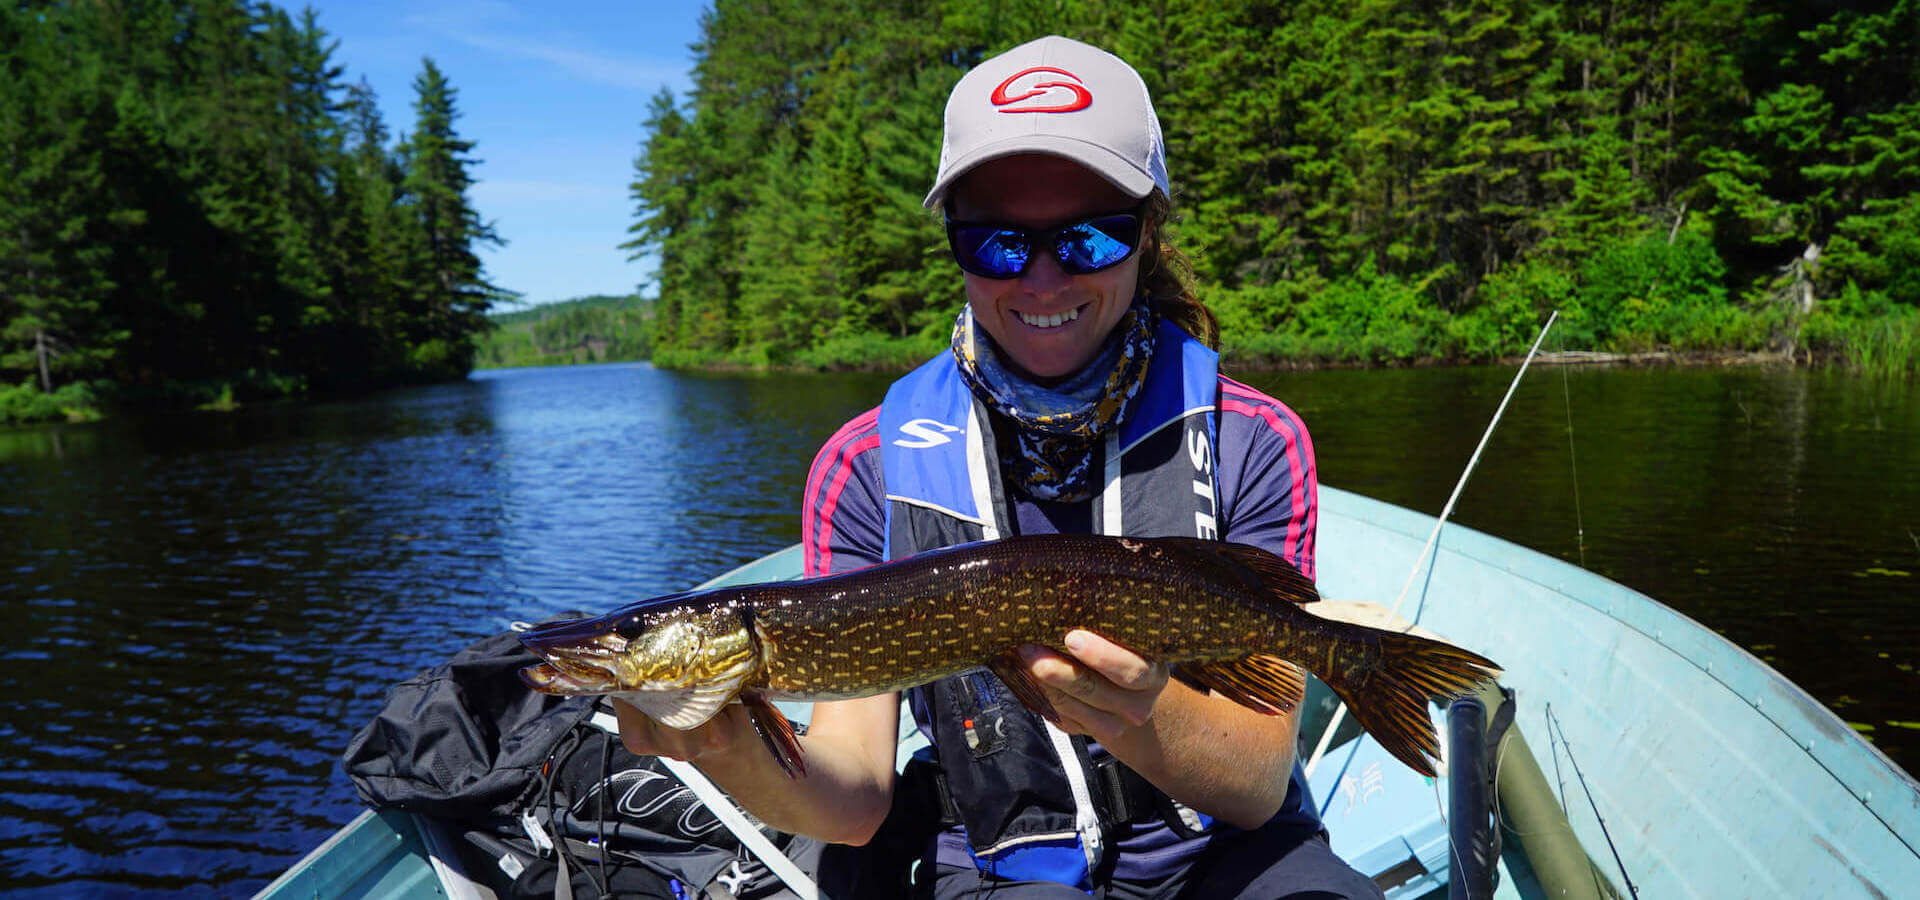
[{"xmin": 1303, "ymin": 311, "xmax": 1559, "ymax": 779}]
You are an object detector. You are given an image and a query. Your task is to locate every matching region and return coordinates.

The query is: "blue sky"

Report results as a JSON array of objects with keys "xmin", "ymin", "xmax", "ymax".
[{"xmin": 307, "ymin": 1, "xmax": 708, "ymax": 308}]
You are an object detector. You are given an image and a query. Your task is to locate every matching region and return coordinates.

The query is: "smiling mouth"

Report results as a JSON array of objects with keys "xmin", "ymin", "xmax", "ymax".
[{"xmin": 1017, "ymin": 305, "xmax": 1083, "ymax": 329}]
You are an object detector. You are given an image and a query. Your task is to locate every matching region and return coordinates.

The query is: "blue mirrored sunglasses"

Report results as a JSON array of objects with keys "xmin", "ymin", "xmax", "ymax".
[{"xmin": 944, "ymin": 208, "xmax": 1145, "ymax": 279}]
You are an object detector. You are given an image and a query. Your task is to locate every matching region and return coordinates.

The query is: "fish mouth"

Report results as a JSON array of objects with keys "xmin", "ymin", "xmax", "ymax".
[{"xmin": 519, "ymin": 616, "xmax": 631, "ymax": 695}]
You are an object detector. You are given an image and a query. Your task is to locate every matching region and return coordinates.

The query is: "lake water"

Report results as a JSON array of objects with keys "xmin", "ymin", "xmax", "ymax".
[{"xmin": 2, "ymin": 361, "xmax": 1914, "ymax": 895}]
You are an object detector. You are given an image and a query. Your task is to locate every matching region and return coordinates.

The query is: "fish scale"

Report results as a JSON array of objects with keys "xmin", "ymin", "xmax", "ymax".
[{"xmin": 519, "ymin": 534, "xmax": 1499, "ymax": 778}]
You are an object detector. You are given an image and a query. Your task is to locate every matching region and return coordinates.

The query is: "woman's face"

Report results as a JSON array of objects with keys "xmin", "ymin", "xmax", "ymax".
[{"xmin": 949, "ymin": 154, "xmax": 1145, "ymax": 381}]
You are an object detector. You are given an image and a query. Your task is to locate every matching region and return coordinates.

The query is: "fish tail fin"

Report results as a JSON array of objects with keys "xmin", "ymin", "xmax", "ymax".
[
  {"xmin": 1192, "ymin": 540, "xmax": 1501, "ymax": 775},
  {"xmin": 1320, "ymin": 629, "xmax": 1500, "ymax": 777}
]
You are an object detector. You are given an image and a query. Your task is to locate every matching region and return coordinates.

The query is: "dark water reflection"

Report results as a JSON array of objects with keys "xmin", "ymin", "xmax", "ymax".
[
  {"xmin": 0, "ymin": 361, "xmax": 1913, "ymax": 895},
  {"xmin": 1234, "ymin": 364, "xmax": 1920, "ymax": 767}
]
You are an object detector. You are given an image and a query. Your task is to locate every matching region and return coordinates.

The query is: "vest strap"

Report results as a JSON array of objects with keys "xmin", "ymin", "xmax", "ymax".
[{"xmin": 880, "ymin": 325, "xmax": 1224, "ymax": 887}]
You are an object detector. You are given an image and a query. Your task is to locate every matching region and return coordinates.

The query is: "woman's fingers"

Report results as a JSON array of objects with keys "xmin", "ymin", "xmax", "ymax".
[
  {"xmin": 1021, "ymin": 630, "xmax": 1168, "ymax": 735},
  {"xmin": 1063, "ymin": 630, "xmax": 1166, "ymax": 693},
  {"xmin": 1043, "ymin": 690, "xmax": 1131, "ymax": 743}
]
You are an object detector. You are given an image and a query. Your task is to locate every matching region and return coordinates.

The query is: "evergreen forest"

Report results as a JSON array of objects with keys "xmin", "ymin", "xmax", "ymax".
[
  {"xmin": 629, "ymin": 0, "xmax": 1920, "ymax": 377},
  {"xmin": 7, "ymin": 1, "xmax": 1917, "ymax": 426},
  {"xmin": 476, "ymin": 295, "xmax": 652, "ymax": 369},
  {"xmin": 1, "ymin": 1, "xmax": 503, "ymax": 423}
]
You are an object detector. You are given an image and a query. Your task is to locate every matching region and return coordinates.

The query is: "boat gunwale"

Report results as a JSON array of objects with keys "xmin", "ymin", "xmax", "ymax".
[{"xmin": 1317, "ymin": 484, "xmax": 1920, "ymax": 859}]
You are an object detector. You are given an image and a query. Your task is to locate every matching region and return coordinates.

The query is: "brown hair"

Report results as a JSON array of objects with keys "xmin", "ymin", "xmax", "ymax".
[{"xmin": 1135, "ymin": 189, "xmax": 1218, "ymax": 350}]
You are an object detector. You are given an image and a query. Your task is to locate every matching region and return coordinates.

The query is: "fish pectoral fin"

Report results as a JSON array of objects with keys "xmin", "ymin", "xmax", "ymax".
[
  {"xmin": 1176, "ymin": 654, "xmax": 1306, "ymax": 716},
  {"xmin": 987, "ymin": 652, "xmax": 1063, "ymax": 724},
  {"xmin": 611, "ymin": 654, "xmax": 761, "ymax": 730},
  {"xmin": 741, "ymin": 692, "xmax": 807, "ymax": 779},
  {"xmin": 613, "ymin": 675, "xmax": 746, "ymax": 730}
]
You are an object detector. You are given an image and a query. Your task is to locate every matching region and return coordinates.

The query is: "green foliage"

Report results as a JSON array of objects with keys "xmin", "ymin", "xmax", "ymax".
[
  {"xmin": 1289, "ymin": 263, "xmax": 1451, "ymax": 362},
  {"xmin": 1211, "ymin": 282, "xmax": 1302, "ymax": 355},
  {"xmin": 1571, "ymin": 231, "xmax": 1731, "ymax": 349},
  {"xmin": 477, "ymin": 296, "xmax": 653, "ymax": 368},
  {"xmin": 792, "ymin": 332, "xmax": 947, "ymax": 371},
  {"xmin": 628, "ymin": 0, "xmax": 1915, "ymax": 373},
  {"xmin": 1449, "ymin": 261, "xmax": 1575, "ymax": 358},
  {"xmin": 0, "ymin": 380, "xmax": 104, "ymax": 424},
  {"xmin": 0, "ymin": 2, "xmax": 504, "ymax": 419},
  {"xmin": 1216, "ymin": 264, "xmax": 1449, "ymax": 364},
  {"xmin": 401, "ymin": 58, "xmax": 507, "ymax": 349},
  {"xmin": 1822, "ymin": 188, "xmax": 1920, "ymax": 306},
  {"xmin": 626, "ymin": 2, "xmax": 964, "ymax": 370},
  {"xmin": 7, "ymin": 0, "xmax": 1917, "ymax": 398},
  {"xmin": 1804, "ymin": 284, "xmax": 1920, "ymax": 379}
]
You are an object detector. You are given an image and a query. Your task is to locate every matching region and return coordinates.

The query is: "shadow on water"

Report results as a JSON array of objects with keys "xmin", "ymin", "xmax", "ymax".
[{"xmin": 0, "ymin": 361, "xmax": 1912, "ymax": 895}]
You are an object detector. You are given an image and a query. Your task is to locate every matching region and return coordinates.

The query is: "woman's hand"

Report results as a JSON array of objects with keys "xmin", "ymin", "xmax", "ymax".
[
  {"xmin": 1022, "ymin": 629, "xmax": 1296, "ymax": 828},
  {"xmin": 1020, "ymin": 629, "xmax": 1169, "ymax": 743},
  {"xmin": 610, "ymin": 697, "xmax": 758, "ymax": 763}
]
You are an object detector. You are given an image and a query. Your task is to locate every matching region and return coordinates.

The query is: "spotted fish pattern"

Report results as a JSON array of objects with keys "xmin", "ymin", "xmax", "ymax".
[{"xmin": 519, "ymin": 534, "xmax": 1499, "ymax": 778}]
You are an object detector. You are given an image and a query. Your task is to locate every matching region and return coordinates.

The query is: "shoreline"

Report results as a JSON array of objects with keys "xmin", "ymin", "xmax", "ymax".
[
  {"xmin": 649, "ymin": 347, "xmax": 1833, "ymax": 376},
  {"xmin": 0, "ymin": 349, "xmax": 1888, "ymax": 429},
  {"xmin": 1245, "ymin": 348, "xmax": 1806, "ymax": 371}
]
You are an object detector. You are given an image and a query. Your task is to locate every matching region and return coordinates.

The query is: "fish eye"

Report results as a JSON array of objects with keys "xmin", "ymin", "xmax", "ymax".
[{"xmin": 614, "ymin": 614, "xmax": 651, "ymax": 641}]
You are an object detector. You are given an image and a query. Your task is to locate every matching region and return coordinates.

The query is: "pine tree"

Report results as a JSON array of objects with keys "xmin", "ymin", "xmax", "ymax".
[
  {"xmin": 324, "ymin": 77, "xmax": 414, "ymax": 385},
  {"xmin": 623, "ymin": 90, "xmax": 690, "ymax": 349},
  {"xmin": 0, "ymin": 4, "xmax": 126, "ymax": 393},
  {"xmin": 400, "ymin": 57, "xmax": 503, "ymax": 377}
]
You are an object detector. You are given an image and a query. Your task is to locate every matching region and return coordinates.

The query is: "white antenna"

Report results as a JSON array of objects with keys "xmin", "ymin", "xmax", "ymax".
[{"xmin": 1304, "ymin": 311, "xmax": 1558, "ymax": 778}]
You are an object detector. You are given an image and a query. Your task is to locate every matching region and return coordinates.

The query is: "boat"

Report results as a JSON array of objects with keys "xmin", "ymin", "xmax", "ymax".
[{"xmin": 257, "ymin": 485, "xmax": 1920, "ymax": 898}]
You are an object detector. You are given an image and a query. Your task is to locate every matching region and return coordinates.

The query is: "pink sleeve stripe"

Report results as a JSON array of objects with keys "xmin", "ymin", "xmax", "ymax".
[
  {"xmin": 803, "ymin": 407, "xmax": 881, "ymax": 577},
  {"xmin": 803, "ymin": 408, "xmax": 878, "ymax": 574},
  {"xmin": 810, "ymin": 434, "xmax": 881, "ymax": 577},
  {"xmin": 1219, "ymin": 380, "xmax": 1319, "ymax": 580}
]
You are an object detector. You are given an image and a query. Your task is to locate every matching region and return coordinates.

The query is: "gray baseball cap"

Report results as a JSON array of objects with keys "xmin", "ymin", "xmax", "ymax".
[{"xmin": 923, "ymin": 35, "xmax": 1169, "ymax": 210}]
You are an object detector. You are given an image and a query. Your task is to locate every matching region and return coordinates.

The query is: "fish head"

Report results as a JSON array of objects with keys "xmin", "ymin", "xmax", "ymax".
[{"xmin": 519, "ymin": 598, "xmax": 757, "ymax": 698}]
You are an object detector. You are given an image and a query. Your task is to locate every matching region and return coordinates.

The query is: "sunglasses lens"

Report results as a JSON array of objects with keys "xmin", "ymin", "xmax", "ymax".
[
  {"xmin": 1056, "ymin": 215, "xmax": 1140, "ymax": 273},
  {"xmin": 950, "ymin": 225, "xmax": 1030, "ymax": 278},
  {"xmin": 947, "ymin": 212, "xmax": 1142, "ymax": 278}
]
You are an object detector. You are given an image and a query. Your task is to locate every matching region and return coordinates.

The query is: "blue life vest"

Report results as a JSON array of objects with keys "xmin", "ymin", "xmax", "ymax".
[{"xmin": 877, "ymin": 320, "xmax": 1304, "ymax": 889}]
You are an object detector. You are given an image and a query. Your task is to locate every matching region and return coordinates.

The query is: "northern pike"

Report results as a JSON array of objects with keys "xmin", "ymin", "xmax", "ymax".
[{"xmin": 519, "ymin": 534, "xmax": 1498, "ymax": 778}]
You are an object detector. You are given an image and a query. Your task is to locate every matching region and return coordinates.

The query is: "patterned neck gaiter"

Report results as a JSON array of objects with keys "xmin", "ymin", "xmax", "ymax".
[{"xmin": 950, "ymin": 297, "xmax": 1156, "ymax": 503}]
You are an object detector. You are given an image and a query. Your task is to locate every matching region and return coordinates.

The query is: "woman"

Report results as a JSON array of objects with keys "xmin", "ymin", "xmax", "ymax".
[{"xmin": 616, "ymin": 35, "xmax": 1380, "ymax": 899}]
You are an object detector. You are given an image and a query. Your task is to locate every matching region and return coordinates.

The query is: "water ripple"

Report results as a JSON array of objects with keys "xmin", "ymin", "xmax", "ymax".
[{"xmin": 4, "ymin": 362, "xmax": 1915, "ymax": 894}]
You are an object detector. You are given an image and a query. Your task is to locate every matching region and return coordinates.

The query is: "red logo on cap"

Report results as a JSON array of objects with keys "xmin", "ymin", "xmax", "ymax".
[{"xmin": 990, "ymin": 66, "xmax": 1092, "ymax": 113}]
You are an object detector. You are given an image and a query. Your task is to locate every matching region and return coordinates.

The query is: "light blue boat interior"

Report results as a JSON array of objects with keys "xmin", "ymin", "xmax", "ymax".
[
  {"xmin": 256, "ymin": 486, "xmax": 1920, "ymax": 899},
  {"xmin": 1312, "ymin": 485, "xmax": 1919, "ymax": 898},
  {"xmin": 257, "ymin": 807, "xmax": 441, "ymax": 899}
]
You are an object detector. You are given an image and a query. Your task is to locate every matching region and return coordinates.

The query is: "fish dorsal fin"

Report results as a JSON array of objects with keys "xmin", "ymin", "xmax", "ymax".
[
  {"xmin": 612, "ymin": 657, "xmax": 755, "ymax": 730},
  {"xmin": 1175, "ymin": 653, "xmax": 1306, "ymax": 716},
  {"xmin": 1150, "ymin": 538, "xmax": 1319, "ymax": 606}
]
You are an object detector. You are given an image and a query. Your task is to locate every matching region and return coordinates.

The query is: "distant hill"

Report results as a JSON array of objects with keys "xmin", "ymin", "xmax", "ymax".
[{"xmin": 477, "ymin": 295, "xmax": 654, "ymax": 368}]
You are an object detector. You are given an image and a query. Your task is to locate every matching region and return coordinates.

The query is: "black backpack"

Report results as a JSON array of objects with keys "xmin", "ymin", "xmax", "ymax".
[
  {"xmin": 343, "ymin": 621, "xmax": 596, "ymax": 821},
  {"xmin": 340, "ymin": 622, "xmax": 880, "ymax": 899}
]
